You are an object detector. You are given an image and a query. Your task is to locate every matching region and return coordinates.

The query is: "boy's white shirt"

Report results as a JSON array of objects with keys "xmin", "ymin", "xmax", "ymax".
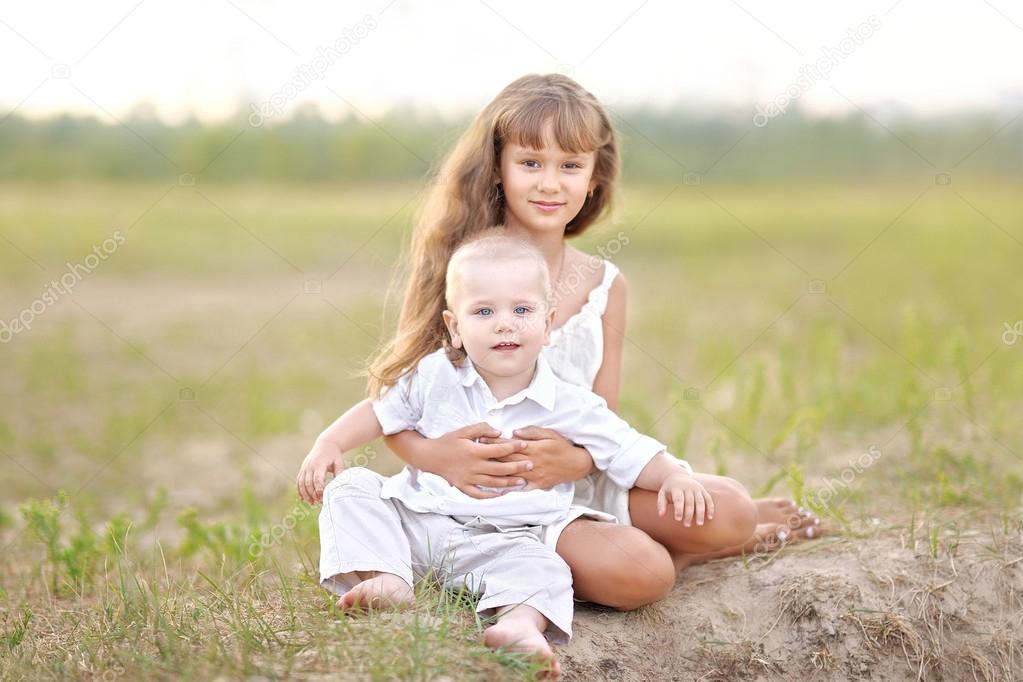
[{"xmin": 372, "ymin": 348, "xmax": 693, "ymax": 527}]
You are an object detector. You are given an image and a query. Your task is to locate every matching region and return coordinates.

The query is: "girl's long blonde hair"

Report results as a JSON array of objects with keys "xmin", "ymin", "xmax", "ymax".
[{"xmin": 366, "ymin": 73, "xmax": 620, "ymax": 397}]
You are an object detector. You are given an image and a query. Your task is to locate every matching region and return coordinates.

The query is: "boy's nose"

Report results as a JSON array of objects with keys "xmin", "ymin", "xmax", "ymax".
[{"xmin": 494, "ymin": 313, "xmax": 515, "ymax": 333}]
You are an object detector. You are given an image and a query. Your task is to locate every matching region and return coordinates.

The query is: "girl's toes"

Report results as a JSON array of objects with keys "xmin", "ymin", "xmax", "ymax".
[
  {"xmin": 751, "ymin": 520, "xmax": 825, "ymax": 553},
  {"xmin": 786, "ymin": 523, "xmax": 824, "ymax": 542},
  {"xmin": 754, "ymin": 497, "xmax": 800, "ymax": 525},
  {"xmin": 784, "ymin": 507, "xmax": 821, "ymax": 531}
]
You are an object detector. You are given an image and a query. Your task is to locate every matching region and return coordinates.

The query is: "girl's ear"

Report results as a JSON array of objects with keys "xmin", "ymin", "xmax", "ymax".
[{"xmin": 442, "ymin": 310, "xmax": 462, "ymax": 349}]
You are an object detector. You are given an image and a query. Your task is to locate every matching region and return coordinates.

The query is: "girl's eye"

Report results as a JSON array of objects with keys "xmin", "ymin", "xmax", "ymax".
[
  {"xmin": 514, "ymin": 306, "xmax": 532, "ymax": 315},
  {"xmin": 522, "ymin": 160, "xmax": 540, "ymax": 168},
  {"xmin": 563, "ymin": 163, "xmax": 582, "ymax": 170},
  {"xmin": 476, "ymin": 308, "xmax": 493, "ymax": 316}
]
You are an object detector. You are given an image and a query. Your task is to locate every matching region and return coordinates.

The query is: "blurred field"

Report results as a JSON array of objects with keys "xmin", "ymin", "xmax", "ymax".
[{"xmin": 1, "ymin": 179, "xmax": 1021, "ymax": 679}]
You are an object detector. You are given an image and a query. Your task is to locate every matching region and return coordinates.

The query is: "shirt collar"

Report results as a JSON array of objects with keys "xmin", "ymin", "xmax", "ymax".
[{"xmin": 457, "ymin": 352, "xmax": 558, "ymax": 412}]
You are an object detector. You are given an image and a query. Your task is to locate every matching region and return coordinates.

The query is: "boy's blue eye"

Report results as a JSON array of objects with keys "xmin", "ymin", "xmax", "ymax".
[
  {"xmin": 514, "ymin": 306, "xmax": 531, "ymax": 315},
  {"xmin": 476, "ymin": 308, "xmax": 493, "ymax": 316}
]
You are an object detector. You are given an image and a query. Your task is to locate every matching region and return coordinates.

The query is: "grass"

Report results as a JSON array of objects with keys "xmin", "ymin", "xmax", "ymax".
[{"xmin": 1, "ymin": 178, "xmax": 1021, "ymax": 679}]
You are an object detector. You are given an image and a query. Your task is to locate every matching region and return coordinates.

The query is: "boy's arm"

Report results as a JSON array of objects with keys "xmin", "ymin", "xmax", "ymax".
[
  {"xmin": 558, "ymin": 390, "xmax": 712, "ymax": 524},
  {"xmin": 633, "ymin": 451, "xmax": 691, "ymax": 491},
  {"xmin": 634, "ymin": 451, "xmax": 715, "ymax": 524},
  {"xmin": 554, "ymin": 390, "xmax": 693, "ymax": 490},
  {"xmin": 297, "ymin": 399, "xmax": 383, "ymax": 504}
]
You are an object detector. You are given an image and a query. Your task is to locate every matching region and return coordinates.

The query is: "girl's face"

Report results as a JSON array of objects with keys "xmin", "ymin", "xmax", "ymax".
[{"xmin": 497, "ymin": 126, "xmax": 597, "ymax": 237}]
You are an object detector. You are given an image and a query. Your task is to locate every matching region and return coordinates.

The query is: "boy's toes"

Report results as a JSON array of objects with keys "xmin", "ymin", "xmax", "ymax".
[{"xmin": 335, "ymin": 575, "xmax": 414, "ymax": 613}]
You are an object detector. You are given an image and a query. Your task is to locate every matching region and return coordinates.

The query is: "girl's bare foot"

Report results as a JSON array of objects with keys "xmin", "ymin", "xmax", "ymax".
[
  {"xmin": 336, "ymin": 573, "xmax": 414, "ymax": 612},
  {"xmin": 753, "ymin": 498, "xmax": 820, "ymax": 536},
  {"xmin": 747, "ymin": 515, "xmax": 822, "ymax": 553},
  {"xmin": 754, "ymin": 497, "xmax": 818, "ymax": 526},
  {"xmin": 674, "ymin": 501, "xmax": 824, "ymax": 570},
  {"xmin": 484, "ymin": 611, "xmax": 561, "ymax": 680}
]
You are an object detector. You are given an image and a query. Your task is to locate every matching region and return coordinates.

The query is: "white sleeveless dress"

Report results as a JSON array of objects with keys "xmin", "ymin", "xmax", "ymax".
[{"xmin": 538, "ymin": 260, "xmax": 639, "ymax": 550}]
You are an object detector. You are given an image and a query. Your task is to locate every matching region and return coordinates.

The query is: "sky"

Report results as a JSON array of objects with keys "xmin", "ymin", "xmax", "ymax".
[{"xmin": 1, "ymin": 0, "xmax": 1021, "ymax": 125}]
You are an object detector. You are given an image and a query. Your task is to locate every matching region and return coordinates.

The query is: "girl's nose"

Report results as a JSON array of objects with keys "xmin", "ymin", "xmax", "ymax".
[{"xmin": 537, "ymin": 169, "xmax": 560, "ymax": 192}]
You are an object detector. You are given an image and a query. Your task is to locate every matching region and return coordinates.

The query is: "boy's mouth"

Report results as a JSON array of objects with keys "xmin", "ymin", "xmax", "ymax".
[{"xmin": 491, "ymin": 342, "xmax": 521, "ymax": 353}]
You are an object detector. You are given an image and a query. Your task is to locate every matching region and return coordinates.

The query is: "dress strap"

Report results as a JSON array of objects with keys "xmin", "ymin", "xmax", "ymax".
[{"xmin": 586, "ymin": 260, "xmax": 620, "ymax": 317}]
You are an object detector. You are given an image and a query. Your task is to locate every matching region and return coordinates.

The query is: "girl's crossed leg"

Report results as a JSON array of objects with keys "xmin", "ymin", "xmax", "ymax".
[{"xmin": 556, "ymin": 474, "xmax": 763, "ymax": 609}]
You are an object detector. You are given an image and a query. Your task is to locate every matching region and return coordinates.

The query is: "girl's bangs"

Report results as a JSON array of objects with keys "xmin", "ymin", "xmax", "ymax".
[{"xmin": 498, "ymin": 96, "xmax": 608, "ymax": 154}]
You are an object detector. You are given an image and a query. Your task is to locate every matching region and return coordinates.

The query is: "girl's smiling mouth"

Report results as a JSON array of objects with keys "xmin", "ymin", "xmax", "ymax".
[{"xmin": 530, "ymin": 200, "xmax": 564, "ymax": 212}]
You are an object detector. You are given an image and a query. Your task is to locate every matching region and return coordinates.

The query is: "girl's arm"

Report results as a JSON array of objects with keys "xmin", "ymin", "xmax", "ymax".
[
  {"xmin": 591, "ymin": 272, "xmax": 627, "ymax": 412},
  {"xmin": 296, "ymin": 399, "xmax": 383, "ymax": 504},
  {"xmin": 317, "ymin": 398, "xmax": 383, "ymax": 452}
]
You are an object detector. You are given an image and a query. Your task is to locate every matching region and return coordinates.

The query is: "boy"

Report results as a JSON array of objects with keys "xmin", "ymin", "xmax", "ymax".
[{"xmin": 306, "ymin": 233, "xmax": 713, "ymax": 677}]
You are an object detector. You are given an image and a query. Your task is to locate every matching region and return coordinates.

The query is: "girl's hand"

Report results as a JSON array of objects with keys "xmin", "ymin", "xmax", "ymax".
[
  {"xmin": 479, "ymin": 426, "xmax": 595, "ymax": 489},
  {"xmin": 414, "ymin": 423, "xmax": 535, "ymax": 500},
  {"xmin": 296, "ymin": 441, "xmax": 345, "ymax": 505},
  {"xmin": 658, "ymin": 471, "xmax": 715, "ymax": 526}
]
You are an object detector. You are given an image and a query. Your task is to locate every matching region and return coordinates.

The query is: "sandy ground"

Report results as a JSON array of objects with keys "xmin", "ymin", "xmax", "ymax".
[{"xmin": 562, "ymin": 533, "xmax": 1022, "ymax": 681}]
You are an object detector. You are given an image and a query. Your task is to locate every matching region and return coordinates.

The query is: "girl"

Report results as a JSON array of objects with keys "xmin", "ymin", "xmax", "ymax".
[{"xmin": 297, "ymin": 73, "xmax": 821, "ymax": 610}]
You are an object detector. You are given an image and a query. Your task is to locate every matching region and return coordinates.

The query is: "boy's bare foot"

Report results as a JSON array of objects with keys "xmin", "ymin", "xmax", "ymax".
[
  {"xmin": 336, "ymin": 573, "xmax": 414, "ymax": 612},
  {"xmin": 484, "ymin": 618, "xmax": 560, "ymax": 679}
]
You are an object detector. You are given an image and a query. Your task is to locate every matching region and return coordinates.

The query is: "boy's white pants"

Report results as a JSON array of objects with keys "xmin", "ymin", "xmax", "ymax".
[{"xmin": 318, "ymin": 467, "xmax": 575, "ymax": 643}]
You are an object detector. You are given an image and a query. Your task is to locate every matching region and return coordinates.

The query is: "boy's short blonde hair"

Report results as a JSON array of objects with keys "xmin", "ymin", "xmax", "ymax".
[{"xmin": 444, "ymin": 229, "xmax": 552, "ymax": 310}]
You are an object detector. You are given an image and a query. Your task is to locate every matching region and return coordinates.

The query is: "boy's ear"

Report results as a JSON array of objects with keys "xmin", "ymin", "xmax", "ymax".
[
  {"xmin": 542, "ymin": 305, "xmax": 556, "ymax": 346},
  {"xmin": 442, "ymin": 310, "xmax": 462, "ymax": 349}
]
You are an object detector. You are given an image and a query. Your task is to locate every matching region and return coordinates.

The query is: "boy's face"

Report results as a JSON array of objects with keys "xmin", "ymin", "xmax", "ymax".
[{"xmin": 442, "ymin": 257, "xmax": 555, "ymax": 383}]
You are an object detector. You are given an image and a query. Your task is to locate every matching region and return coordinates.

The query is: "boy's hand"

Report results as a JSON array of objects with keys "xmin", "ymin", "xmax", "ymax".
[
  {"xmin": 657, "ymin": 471, "xmax": 715, "ymax": 526},
  {"xmin": 296, "ymin": 441, "xmax": 345, "ymax": 505}
]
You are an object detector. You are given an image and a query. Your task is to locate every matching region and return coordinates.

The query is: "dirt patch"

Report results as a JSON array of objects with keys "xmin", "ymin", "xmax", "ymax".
[{"xmin": 562, "ymin": 533, "xmax": 1022, "ymax": 681}]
